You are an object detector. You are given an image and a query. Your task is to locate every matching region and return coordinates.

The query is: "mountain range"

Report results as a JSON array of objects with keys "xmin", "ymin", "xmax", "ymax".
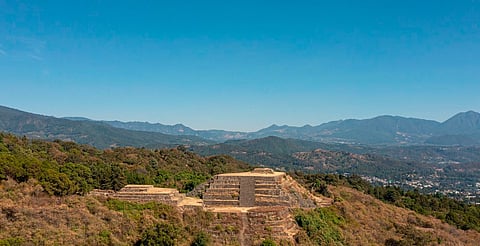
[
  {"xmin": 80, "ymin": 110, "xmax": 480, "ymax": 146},
  {"xmin": 1, "ymin": 105, "xmax": 480, "ymax": 147},
  {"xmin": 0, "ymin": 106, "xmax": 211, "ymax": 149},
  {"xmin": 104, "ymin": 111, "xmax": 480, "ymax": 145},
  {"xmin": 2, "ymin": 104, "xmax": 480, "ymax": 201}
]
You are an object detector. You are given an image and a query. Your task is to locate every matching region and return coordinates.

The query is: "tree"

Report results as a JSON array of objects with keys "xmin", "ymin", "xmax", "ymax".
[
  {"xmin": 39, "ymin": 169, "xmax": 75, "ymax": 196},
  {"xmin": 60, "ymin": 163, "xmax": 93, "ymax": 195}
]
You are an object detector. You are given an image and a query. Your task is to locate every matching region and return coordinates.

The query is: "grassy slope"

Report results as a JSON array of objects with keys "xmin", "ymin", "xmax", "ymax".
[
  {"xmin": 2, "ymin": 179, "xmax": 480, "ymax": 245},
  {"xmin": 0, "ymin": 179, "xmax": 190, "ymax": 245},
  {"xmin": 329, "ymin": 185, "xmax": 480, "ymax": 245},
  {"xmin": 1, "ymin": 134, "xmax": 480, "ymax": 245}
]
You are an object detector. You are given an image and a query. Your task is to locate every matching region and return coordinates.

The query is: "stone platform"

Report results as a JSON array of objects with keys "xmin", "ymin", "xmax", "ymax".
[
  {"xmin": 203, "ymin": 168, "xmax": 318, "ymax": 208},
  {"xmin": 110, "ymin": 185, "xmax": 186, "ymax": 206},
  {"xmin": 91, "ymin": 169, "xmax": 331, "ymax": 246}
]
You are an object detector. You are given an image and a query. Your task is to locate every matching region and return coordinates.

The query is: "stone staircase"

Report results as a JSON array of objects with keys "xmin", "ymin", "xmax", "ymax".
[
  {"xmin": 203, "ymin": 168, "xmax": 297, "ymax": 208},
  {"xmin": 203, "ymin": 176, "xmax": 241, "ymax": 206}
]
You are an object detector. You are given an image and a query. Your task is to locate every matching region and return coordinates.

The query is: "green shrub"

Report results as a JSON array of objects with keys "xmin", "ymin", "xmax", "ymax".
[
  {"xmin": 105, "ymin": 199, "xmax": 173, "ymax": 220},
  {"xmin": 135, "ymin": 223, "xmax": 182, "ymax": 246},
  {"xmin": 0, "ymin": 237, "xmax": 24, "ymax": 246},
  {"xmin": 294, "ymin": 207, "xmax": 346, "ymax": 245},
  {"xmin": 260, "ymin": 238, "xmax": 277, "ymax": 246},
  {"xmin": 191, "ymin": 231, "xmax": 211, "ymax": 246}
]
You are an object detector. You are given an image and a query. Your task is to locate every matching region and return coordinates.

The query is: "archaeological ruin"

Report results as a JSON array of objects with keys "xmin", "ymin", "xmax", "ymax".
[
  {"xmin": 91, "ymin": 168, "xmax": 330, "ymax": 245},
  {"xmin": 92, "ymin": 168, "xmax": 327, "ymax": 209},
  {"xmin": 110, "ymin": 185, "xmax": 186, "ymax": 206},
  {"xmin": 203, "ymin": 168, "xmax": 319, "ymax": 208}
]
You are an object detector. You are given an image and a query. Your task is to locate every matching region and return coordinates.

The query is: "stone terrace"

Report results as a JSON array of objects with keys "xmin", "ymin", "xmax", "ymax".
[
  {"xmin": 91, "ymin": 169, "xmax": 331, "ymax": 245},
  {"xmin": 110, "ymin": 185, "xmax": 186, "ymax": 206},
  {"xmin": 203, "ymin": 168, "xmax": 298, "ymax": 208}
]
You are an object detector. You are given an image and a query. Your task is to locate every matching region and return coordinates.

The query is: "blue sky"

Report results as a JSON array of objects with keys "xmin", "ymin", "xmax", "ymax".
[{"xmin": 1, "ymin": 0, "xmax": 479, "ymax": 131}]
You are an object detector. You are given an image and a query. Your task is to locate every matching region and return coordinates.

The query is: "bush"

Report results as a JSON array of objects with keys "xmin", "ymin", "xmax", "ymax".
[
  {"xmin": 0, "ymin": 237, "xmax": 24, "ymax": 246},
  {"xmin": 294, "ymin": 207, "xmax": 346, "ymax": 245},
  {"xmin": 260, "ymin": 238, "xmax": 277, "ymax": 246},
  {"xmin": 135, "ymin": 223, "xmax": 182, "ymax": 246},
  {"xmin": 39, "ymin": 169, "xmax": 76, "ymax": 196},
  {"xmin": 191, "ymin": 231, "xmax": 211, "ymax": 246}
]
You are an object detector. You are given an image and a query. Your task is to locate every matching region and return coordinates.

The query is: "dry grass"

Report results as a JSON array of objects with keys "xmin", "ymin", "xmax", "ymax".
[
  {"xmin": 330, "ymin": 185, "xmax": 480, "ymax": 245},
  {"xmin": 0, "ymin": 179, "xmax": 154, "ymax": 245},
  {"xmin": 2, "ymin": 178, "xmax": 480, "ymax": 245}
]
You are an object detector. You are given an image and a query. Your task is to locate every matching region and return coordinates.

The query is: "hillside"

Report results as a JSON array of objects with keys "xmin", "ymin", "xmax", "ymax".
[
  {"xmin": 2, "ymin": 173, "xmax": 480, "ymax": 245},
  {"xmin": 192, "ymin": 136, "xmax": 429, "ymax": 178},
  {"xmin": 252, "ymin": 112, "xmax": 480, "ymax": 145},
  {"xmin": 0, "ymin": 132, "xmax": 249, "ymax": 196},
  {"xmin": 104, "ymin": 120, "xmax": 198, "ymax": 136},
  {"xmin": 329, "ymin": 185, "xmax": 480, "ymax": 245},
  {"xmin": 0, "ymin": 106, "xmax": 211, "ymax": 149},
  {"xmin": 192, "ymin": 136, "xmax": 480, "ymax": 202},
  {"xmin": 103, "ymin": 120, "xmax": 249, "ymax": 142},
  {"xmin": 1, "ymin": 135, "xmax": 480, "ymax": 245}
]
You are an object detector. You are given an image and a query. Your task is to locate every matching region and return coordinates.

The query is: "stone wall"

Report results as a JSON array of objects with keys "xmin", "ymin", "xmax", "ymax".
[
  {"xmin": 195, "ymin": 207, "xmax": 297, "ymax": 245},
  {"xmin": 203, "ymin": 176, "xmax": 241, "ymax": 206},
  {"xmin": 239, "ymin": 176, "xmax": 255, "ymax": 207},
  {"xmin": 108, "ymin": 185, "xmax": 186, "ymax": 206},
  {"xmin": 203, "ymin": 169, "xmax": 297, "ymax": 207}
]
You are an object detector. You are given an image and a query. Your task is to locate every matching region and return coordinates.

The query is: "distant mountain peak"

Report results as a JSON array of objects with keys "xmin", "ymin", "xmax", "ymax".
[
  {"xmin": 465, "ymin": 110, "xmax": 479, "ymax": 114},
  {"xmin": 457, "ymin": 110, "xmax": 480, "ymax": 118},
  {"xmin": 435, "ymin": 110, "xmax": 480, "ymax": 139},
  {"xmin": 261, "ymin": 124, "xmax": 281, "ymax": 130},
  {"xmin": 443, "ymin": 110, "xmax": 480, "ymax": 123},
  {"xmin": 63, "ymin": 117, "xmax": 92, "ymax": 121}
]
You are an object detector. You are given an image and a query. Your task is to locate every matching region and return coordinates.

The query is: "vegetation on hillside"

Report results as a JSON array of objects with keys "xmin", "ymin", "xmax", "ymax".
[
  {"xmin": 293, "ymin": 172, "xmax": 480, "ymax": 232},
  {"xmin": 2, "ymin": 133, "xmax": 480, "ymax": 245},
  {"xmin": 193, "ymin": 136, "xmax": 432, "ymax": 181},
  {"xmin": 193, "ymin": 136, "xmax": 480, "ymax": 202},
  {"xmin": 0, "ymin": 178, "xmax": 222, "ymax": 245},
  {"xmin": 294, "ymin": 207, "xmax": 346, "ymax": 245},
  {"xmin": 0, "ymin": 133, "xmax": 250, "ymax": 196}
]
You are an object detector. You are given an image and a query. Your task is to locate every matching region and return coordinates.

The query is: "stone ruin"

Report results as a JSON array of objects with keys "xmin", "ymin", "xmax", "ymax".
[
  {"xmin": 91, "ymin": 168, "xmax": 331, "ymax": 245},
  {"xmin": 92, "ymin": 184, "xmax": 186, "ymax": 206},
  {"xmin": 92, "ymin": 168, "xmax": 327, "ymax": 209},
  {"xmin": 203, "ymin": 168, "xmax": 318, "ymax": 208}
]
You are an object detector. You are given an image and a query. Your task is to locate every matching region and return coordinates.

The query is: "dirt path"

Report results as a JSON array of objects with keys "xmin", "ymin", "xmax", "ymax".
[{"xmin": 239, "ymin": 212, "xmax": 248, "ymax": 246}]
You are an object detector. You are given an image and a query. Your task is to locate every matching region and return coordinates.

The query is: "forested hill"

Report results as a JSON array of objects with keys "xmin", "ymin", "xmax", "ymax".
[
  {"xmin": 191, "ymin": 136, "xmax": 427, "ymax": 178},
  {"xmin": 0, "ymin": 105, "xmax": 211, "ymax": 149},
  {"xmin": 0, "ymin": 132, "xmax": 250, "ymax": 195},
  {"xmin": 2, "ymin": 133, "xmax": 480, "ymax": 245}
]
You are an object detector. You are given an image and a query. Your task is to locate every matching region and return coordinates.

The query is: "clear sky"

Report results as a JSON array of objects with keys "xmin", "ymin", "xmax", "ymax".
[{"xmin": 1, "ymin": 0, "xmax": 479, "ymax": 131}]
